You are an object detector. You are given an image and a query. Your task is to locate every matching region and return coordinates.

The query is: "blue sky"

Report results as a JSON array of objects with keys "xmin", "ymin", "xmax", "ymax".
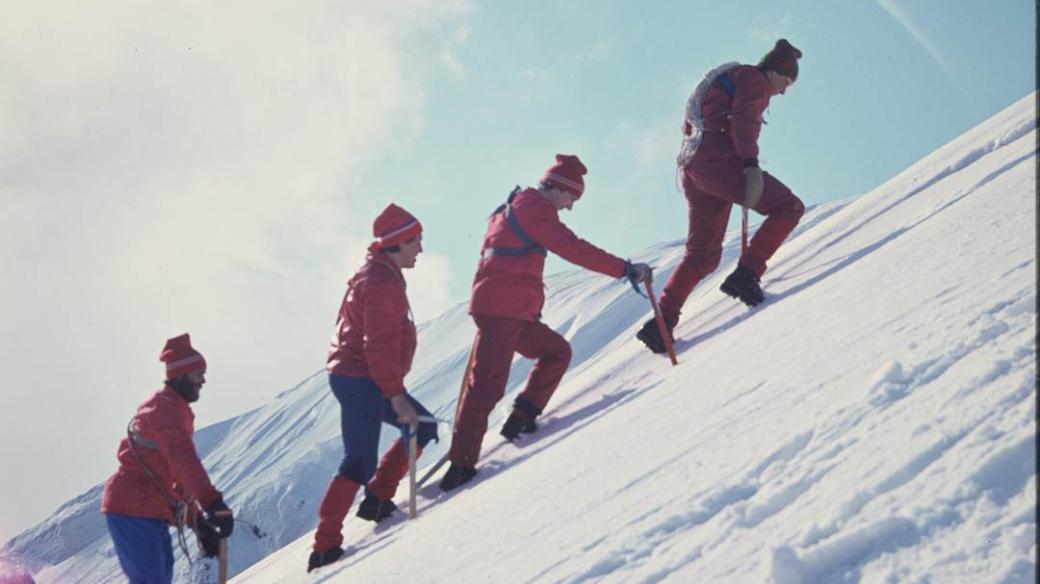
[
  {"xmin": 0, "ymin": 0, "xmax": 1034, "ymax": 542},
  {"xmin": 370, "ymin": 0, "xmax": 1036, "ymax": 303}
]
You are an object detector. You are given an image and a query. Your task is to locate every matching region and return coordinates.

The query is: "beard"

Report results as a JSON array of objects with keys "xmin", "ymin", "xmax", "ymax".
[{"xmin": 168, "ymin": 376, "xmax": 203, "ymax": 403}]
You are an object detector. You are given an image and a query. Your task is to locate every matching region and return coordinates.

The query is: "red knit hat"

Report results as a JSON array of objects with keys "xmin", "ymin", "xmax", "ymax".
[
  {"xmin": 542, "ymin": 154, "xmax": 587, "ymax": 198},
  {"xmin": 370, "ymin": 203, "xmax": 422, "ymax": 252},
  {"xmin": 758, "ymin": 39, "xmax": 802, "ymax": 81},
  {"xmin": 160, "ymin": 333, "xmax": 206, "ymax": 379}
]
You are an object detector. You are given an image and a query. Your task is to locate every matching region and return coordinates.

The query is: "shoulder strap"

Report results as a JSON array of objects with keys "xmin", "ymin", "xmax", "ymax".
[
  {"xmin": 485, "ymin": 187, "xmax": 548, "ymax": 258},
  {"xmin": 125, "ymin": 418, "xmax": 191, "ymax": 540},
  {"xmin": 718, "ymin": 71, "xmax": 736, "ymax": 97}
]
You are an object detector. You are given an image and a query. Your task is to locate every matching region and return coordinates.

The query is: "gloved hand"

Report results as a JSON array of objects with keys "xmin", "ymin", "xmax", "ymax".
[
  {"xmin": 390, "ymin": 393, "xmax": 418, "ymax": 427},
  {"xmin": 194, "ymin": 518, "xmax": 221, "ymax": 558},
  {"xmin": 743, "ymin": 166, "xmax": 764, "ymax": 209},
  {"xmin": 205, "ymin": 498, "xmax": 234, "ymax": 538},
  {"xmin": 629, "ymin": 262, "xmax": 653, "ymax": 284}
]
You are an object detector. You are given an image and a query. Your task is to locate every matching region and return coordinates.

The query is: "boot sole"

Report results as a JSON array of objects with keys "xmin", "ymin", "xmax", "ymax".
[
  {"xmin": 636, "ymin": 329, "xmax": 668, "ymax": 354},
  {"xmin": 439, "ymin": 470, "xmax": 477, "ymax": 492},
  {"xmin": 720, "ymin": 282, "xmax": 762, "ymax": 307},
  {"xmin": 308, "ymin": 548, "xmax": 345, "ymax": 572}
]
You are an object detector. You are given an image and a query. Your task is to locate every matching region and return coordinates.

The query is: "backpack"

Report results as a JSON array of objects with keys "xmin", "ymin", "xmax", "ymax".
[{"xmin": 676, "ymin": 61, "xmax": 740, "ymax": 168}]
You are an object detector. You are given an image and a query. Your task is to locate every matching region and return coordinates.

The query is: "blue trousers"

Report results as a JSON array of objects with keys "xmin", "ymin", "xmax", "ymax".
[
  {"xmin": 105, "ymin": 513, "xmax": 174, "ymax": 584},
  {"xmin": 330, "ymin": 374, "xmax": 437, "ymax": 483}
]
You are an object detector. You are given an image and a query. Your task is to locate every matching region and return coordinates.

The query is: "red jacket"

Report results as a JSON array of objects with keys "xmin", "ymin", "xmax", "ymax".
[
  {"xmin": 693, "ymin": 64, "xmax": 773, "ymax": 170},
  {"xmin": 327, "ymin": 254, "xmax": 417, "ymax": 398},
  {"xmin": 101, "ymin": 386, "xmax": 221, "ymax": 523},
  {"xmin": 470, "ymin": 188, "xmax": 627, "ymax": 321}
]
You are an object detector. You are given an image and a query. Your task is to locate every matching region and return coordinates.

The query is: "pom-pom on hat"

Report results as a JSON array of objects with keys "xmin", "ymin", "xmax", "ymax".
[
  {"xmin": 542, "ymin": 154, "xmax": 587, "ymax": 198},
  {"xmin": 160, "ymin": 333, "xmax": 206, "ymax": 379},
  {"xmin": 370, "ymin": 203, "xmax": 422, "ymax": 252},
  {"xmin": 758, "ymin": 39, "xmax": 802, "ymax": 81}
]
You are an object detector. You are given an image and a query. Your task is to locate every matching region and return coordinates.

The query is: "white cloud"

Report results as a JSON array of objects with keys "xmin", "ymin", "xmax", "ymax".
[
  {"xmin": 407, "ymin": 252, "xmax": 457, "ymax": 323},
  {"xmin": 875, "ymin": 0, "xmax": 968, "ymax": 96},
  {"xmin": 0, "ymin": 0, "xmax": 469, "ymax": 540},
  {"xmin": 440, "ymin": 24, "xmax": 471, "ymax": 80}
]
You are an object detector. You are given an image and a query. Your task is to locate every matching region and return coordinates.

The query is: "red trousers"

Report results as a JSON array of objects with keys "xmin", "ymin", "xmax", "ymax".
[
  {"xmin": 448, "ymin": 314, "xmax": 572, "ymax": 467},
  {"xmin": 659, "ymin": 163, "xmax": 804, "ymax": 327}
]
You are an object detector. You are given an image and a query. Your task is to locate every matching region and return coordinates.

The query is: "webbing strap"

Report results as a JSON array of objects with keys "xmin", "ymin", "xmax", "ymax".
[
  {"xmin": 485, "ymin": 187, "xmax": 547, "ymax": 258},
  {"xmin": 129, "ymin": 422, "xmax": 160, "ymax": 450},
  {"xmin": 718, "ymin": 72, "xmax": 736, "ymax": 97},
  {"xmin": 125, "ymin": 418, "xmax": 195, "ymax": 562}
]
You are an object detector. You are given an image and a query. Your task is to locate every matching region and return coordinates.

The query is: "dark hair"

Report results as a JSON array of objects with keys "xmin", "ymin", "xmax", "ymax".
[
  {"xmin": 382, "ymin": 236, "xmax": 418, "ymax": 254},
  {"xmin": 758, "ymin": 39, "xmax": 802, "ymax": 81},
  {"xmin": 166, "ymin": 375, "xmax": 201, "ymax": 403}
]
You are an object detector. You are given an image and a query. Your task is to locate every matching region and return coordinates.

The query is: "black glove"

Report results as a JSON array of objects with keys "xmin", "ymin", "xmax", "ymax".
[
  {"xmin": 623, "ymin": 260, "xmax": 651, "ymax": 296},
  {"xmin": 205, "ymin": 497, "xmax": 235, "ymax": 538},
  {"xmin": 194, "ymin": 518, "xmax": 221, "ymax": 558}
]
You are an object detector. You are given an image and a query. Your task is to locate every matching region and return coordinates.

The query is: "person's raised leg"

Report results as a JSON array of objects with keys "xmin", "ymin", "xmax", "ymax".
[{"xmin": 502, "ymin": 321, "xmax": 571, "ymax": 440}]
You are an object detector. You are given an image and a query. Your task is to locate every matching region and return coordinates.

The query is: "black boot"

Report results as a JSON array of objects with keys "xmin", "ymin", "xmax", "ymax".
[
  {"xmin": 307, "ymin": 546, "xmax": 345, "ymax": 572},
  {"xmin": 438, "ymin": 463, "xmax": 477, "ymax": 492},
  {"xmin": 500, "ymin": 413, "xmax": 538, "ymax": 441},
  {"xmin": 636, "ymin": 317, "xmax": 673, "ymax": 354},
  {"xmin": 356, "ymin": 494, "xmax": 398, "ymax": 523},
  {"xmin": 720, "ymin": 266, "xmax": 764, "ymax": 306}
]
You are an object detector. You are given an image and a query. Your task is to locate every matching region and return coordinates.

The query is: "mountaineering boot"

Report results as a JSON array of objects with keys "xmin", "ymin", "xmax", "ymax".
[
  {"xmin": 356, "ymin": 494, "xmax": 399, "ymax": 523},
  {"xmin": 636, "ymin": 317, "xmax": 673, "ymax": 354},
  {"xmin": 357, "ymin": 437, "xmax": 422, "ymax": 522},
  {"xmin": 307, "ymin": 547, "xmax": 345, "ymax": 573},
  {"xmin": 309, "ymin": 476, "xmax": 360, "ymax": 572},
  {"xmin": 720, "ymin": 265, "xmax": 765, "ymax": 307},
  {"xmin": 500, "ymin": 413, "xmax": 538, "ymax": 442},
  {"xmin": 438, "ymin": 463, "xmax": 477, "ymax": 492}
]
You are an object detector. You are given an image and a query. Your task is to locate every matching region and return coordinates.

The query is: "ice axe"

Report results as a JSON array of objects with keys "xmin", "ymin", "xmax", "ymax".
[
  {"xmin": 218, "ymin": 539, "xmax": 228, "ymax": 584},
  {"xmin": 742, "ymin": 207, "xmax": 749, "ymax": 255},
  {"xmin": 644, "ymin": 280, "xmax": 678, "ymax": 366},
  {"xmin": 407, "ymin": 422, "xmax": 419, "ymax": 519}
]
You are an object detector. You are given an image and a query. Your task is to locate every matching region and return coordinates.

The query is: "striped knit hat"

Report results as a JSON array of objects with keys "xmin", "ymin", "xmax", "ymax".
[
  {"xmin": 160, "ymin": 333, "xmax": 206, "ymax": 379},
  {"xmin": 542, "ymin": 154, "xmax": 587, "ymax": 198},
  {"xmin": 370, "ymin": 203, "xmax": 422, "ymax": 252}
]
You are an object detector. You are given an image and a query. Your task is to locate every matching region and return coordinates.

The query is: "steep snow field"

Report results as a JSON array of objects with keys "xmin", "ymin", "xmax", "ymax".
[{"xmin": 3, "ymin": 93, "xmax": 1036, "ymax": 583}]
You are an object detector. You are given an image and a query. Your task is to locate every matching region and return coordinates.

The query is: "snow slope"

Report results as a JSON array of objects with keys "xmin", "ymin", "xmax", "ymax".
[{"xmin": 3, "ymin": 93, "xmax": 1036, "ymax": 583}]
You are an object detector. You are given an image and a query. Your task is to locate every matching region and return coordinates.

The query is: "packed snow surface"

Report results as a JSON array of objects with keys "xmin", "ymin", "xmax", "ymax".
[{"xmin": 3, "ymin": 94, "xmax": 1036, "ymax": 584}]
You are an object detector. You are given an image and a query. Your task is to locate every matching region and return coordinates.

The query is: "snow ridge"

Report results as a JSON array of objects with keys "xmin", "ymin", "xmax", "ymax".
[{"xmin": 2, "ymin": 93, "xmax": 1036, "ymax": 584}]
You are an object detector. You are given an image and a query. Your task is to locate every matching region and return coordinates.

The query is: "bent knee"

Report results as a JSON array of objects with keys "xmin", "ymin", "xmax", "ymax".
[
  {"xmin": 785, "ymin": 196, "xmax": 805, "ymax": 221},
  {"xmin": 763, "ymin": 194, "xmax": 804, "ymax": 223},
  {"xmin": 338, "ymin": 456, "xmax": 377, "ymax": 484},
  {"xmin": 555, "ymin": 340, "xmax": 573, "ymax": 366}
]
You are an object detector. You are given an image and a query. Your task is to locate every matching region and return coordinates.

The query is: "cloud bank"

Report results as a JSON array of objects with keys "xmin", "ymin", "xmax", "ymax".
[{"xmin": 0, "ymin": 0, "xmax": 469, "ymax": 540}]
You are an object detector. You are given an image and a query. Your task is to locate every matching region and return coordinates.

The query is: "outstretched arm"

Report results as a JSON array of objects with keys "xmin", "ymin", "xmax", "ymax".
[{"xmin": 525, "ymin": 206, "xmax": 628, "ymax": 278}]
